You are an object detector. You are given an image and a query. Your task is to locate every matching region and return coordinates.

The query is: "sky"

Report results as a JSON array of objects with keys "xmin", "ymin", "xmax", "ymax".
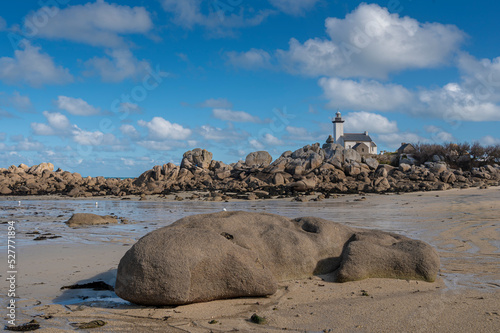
[{"xmin": 0, "ymin": 0, "xmax": 499, "ymax": 177}]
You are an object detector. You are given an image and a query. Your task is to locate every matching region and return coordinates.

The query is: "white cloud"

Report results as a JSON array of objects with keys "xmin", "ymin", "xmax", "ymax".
[
  {"xmin": 344, "ymin": 112, "xmax": 398, "ymax": 134},
  {"xmin": 199, "ymin": 98, "xmax": 233, "ymax": 108},
  {"xmin": 138, "ymin": 117, "xmax": 192, "ymax": 140},
  {"xmin": 0, "ymin": 136, "xmax": 44, "ymax": 152},
  {"xmin": 15, "ymin": 137, "xmax": 45, "ymax": 151},
  {"xmin": 319, "ymin": 77, "xmax": 413, "ymax": 111},
  {"xmin": 120, "ymin": 124, "xmax": 141, "ymax": 139},
  {"xmin": 262, "ymin": 133, "xmax": 284, "ymax": 145},
  {"xmin": 212, "ymin": 108, "xmax": 260, "ymax": 122},
  {"xmin": 56, "ymin": 96, "xmax": 100, "ymax": 116},
  {"xmin": 286, "ymin": 126, "xmax": 308, "ymax": 137},
  {"xmin": 284, "ymin": 125, "xmax": 320, "ymax": 141},
  {"xmin": 425, "ymin": 125, "xmax": 455, "ymax": 142},
  {"xmin": 481, "ymin": 135, "xmax": 500, "ymax": 146},
  {"xmin": 7, "ymin": 91, "xmax": 33, "ymax": 112},
  {"xmin": 377, "ymin": 132, "xmax": 427, "ymax": 149},
  {"xmin": 265, "ymin": 3, "xmax": 463, "ymax": 78},
  {"xmin": 226, "ymin": 48, "xmax": 272, "ymax": 69},
  {"xmin": 0, "ymin": 41, "xmax": 73, "ymax": 87},
  {"xmin": 199, "ymin": 124, "xmax": 248, "ymax": 142},
  {"xmin": 417, "ymin": 83, "xmax": 500, "ymax": 122},
  {"xmin": 119, "ymin": 102, "xmax": 142, "ymax": 114},
  {"xmin": 25, "ymin": 0, "xmax": 153, "ymax": 48},
  {"xmin": 72, "ymin": 129, "xmax": 118, "ymax": 146},
  {"xmin": 0, "ymin": 109, "xmax": 16, "ymax": 118},
  {"xmin": 84, "ymin": 48, "xmax": 150, "ymax": 82},
  {"xmin": 31, "ymin": 111, "xmax": 72, "ymax": 136},
  {"xmin": 161, "ymin": 0, "xmax": 272, "ymax": 37},
  {"xmin": 249, "ymin": 139, "xmax": 265, "ymax": 150},
  {"xmin": 457, "ymin": 52, "xmax": 500, "ymax": 103},
  {"xmin": 269, "ymin": 0, "xmax": 319, "ymax": 16}
]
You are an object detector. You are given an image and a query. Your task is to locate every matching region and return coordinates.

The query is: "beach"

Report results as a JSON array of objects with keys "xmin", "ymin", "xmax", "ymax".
[{"xmin": 1, "ymin": 187, "xmax": 499, "ymax": 332}]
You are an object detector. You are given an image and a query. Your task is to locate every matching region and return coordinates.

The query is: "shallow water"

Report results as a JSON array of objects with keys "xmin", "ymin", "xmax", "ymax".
[{"xmin": 0, "ymin": 196, "xmax": 427, "ymax": 247}]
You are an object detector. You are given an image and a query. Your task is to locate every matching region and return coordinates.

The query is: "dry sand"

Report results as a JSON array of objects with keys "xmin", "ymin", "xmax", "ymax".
[{"xmin": 1, "ymin": 187, "xmax": 499, "ymax": 332}]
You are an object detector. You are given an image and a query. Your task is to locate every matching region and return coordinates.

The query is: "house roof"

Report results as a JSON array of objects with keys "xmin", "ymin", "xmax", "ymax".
[
  {"xmin": 352, "ymin": 142, "xmax": 369, "ymax": 149},
  {"xmin": 343, "ymin": 133, "xmax": 373, "ymax": 142},
  {"xmin": 398, "ymin": 143, "xmax": 415, "ymax": 151}
]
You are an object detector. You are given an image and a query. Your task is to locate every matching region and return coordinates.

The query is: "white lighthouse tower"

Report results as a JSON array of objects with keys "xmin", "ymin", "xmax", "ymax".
[{"xmin": 332, "ymin": 110, "xmax": 344, "ymax": 145}]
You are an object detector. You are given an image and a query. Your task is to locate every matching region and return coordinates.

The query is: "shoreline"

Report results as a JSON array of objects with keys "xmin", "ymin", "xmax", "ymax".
[{"xmin": 1, "ymin": 186, "xmax": 499, "ymax": 332}]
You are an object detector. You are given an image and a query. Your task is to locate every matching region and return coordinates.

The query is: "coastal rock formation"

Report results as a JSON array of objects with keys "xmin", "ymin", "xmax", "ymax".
[
  {"xmin": 181, "ymin": 148, "xmax": 213, "ymax": 169},
  {"xmin": 115, "ymin": 211, "xmax": 440, "ymax": 306},
  {"xmin": 65, "ymin": 213, "xmax": 117, "ymax": 227},
  {"xmin": 1, "ymin": 138, "xmax": 500, "ymax": 197},
  {"xmin": 245, "ymin": 151, "xmax": 272, "ymax": 167}
]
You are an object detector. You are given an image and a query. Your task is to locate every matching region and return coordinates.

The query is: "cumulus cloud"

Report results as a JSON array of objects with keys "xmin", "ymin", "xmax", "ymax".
[
  {"xmin": 212, "ymin": 108, "xmax": 260, "ymax": 122},
  {"xmin": 31, "ymin": 111, "xmax": 72, "ymax": 136},
  {"xmin": 1, "ymin": 91, "xmax": 34, "ymax": 112},
  {"xmin": 0, "ymin": 136, "xmax": 44, "ymax": 152},
  {"xmin": 481, "ymin": 135, "xmax": 500, "ymax": 146},
  {"xmin": 377, "ymin": 132, "xmax": 427, "ymax": 149},
  {"xmin": 344, "ymin": 112, "xmax": 398, "ymax": 134},
  {"xmin": 56, "ymin": 96, "xmax": 100, "ymax": 116},
  {"xmin": 226, "ymin": 49, "xmax": 272, "ymax": 69},
  {"xmin": 269, "ymin": 0, "xmax": 320, "ymax": 16},
  {"xmin": 24, "ymin": 0, "xmax": 153, "ymax": 48},
  {"xmin": 120, "ymin": 124, "xmax": 141, "ymax": 139},
  {"xmin": 319, "ymin": 77, "xmax": 413, "ymax": 111},
  {"xmin": 199, "ymin": 124, "xmax": 248, "ymax": 142},
  {"xmin": 0, "ymin": 41, "xmax": 73, "ymax": 87},
  {"xmin": 262, "ymin": 133, "xmax": 284, "ymax": 145},
  {"xmin": 0, "ymin": 109, "xmax": 17, "ymax": 118},
  {"xmin": 425, "ymin": 125, "xmax": 455, "ymax": 143},
  {"xmin": 457, "ymin": 53, "xmax": 500, "ymax": 103},
  {"xmin": 232, "ymin": 4, "xmax": 464, "ymax": 78},
  {"xmin": 416, "ymin": 83, "xmax": 500, "ymax": 122},
  {"xmin": 138, "ymin": 117, "xmax": 192, "ymax": 140},
  {"xmin": 84, "ymin": 48, "xmax": 150, "ymax": 82},
  {"xmin": 161, "ymin": 0, "xmax": 272, "ymax": 37},
  {"xmin": 72, "ymin": 129, "xmax": 118, "ymax": 146}
]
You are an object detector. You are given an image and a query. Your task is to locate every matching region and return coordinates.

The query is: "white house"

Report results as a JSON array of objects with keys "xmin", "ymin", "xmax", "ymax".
[{"xmin": 332, "ymin": 111, "xmax": 377, "ymax": 155}]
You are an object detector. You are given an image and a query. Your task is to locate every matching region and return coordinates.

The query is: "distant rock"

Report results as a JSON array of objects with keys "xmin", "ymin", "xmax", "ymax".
[
  {"xmin": 181, "ymin": 148, "xmax": 213, "ymax": 169},
  {"xmin": 245, "ymin": 151, "xmax": 273, "ymax": 168},
  {"xmin": 65, "ymin": 213, "xmax": 117, "ymax": 227},
  {"xmin": 115, "ymin": 211, "xmax": 440, "ymax": 306}
]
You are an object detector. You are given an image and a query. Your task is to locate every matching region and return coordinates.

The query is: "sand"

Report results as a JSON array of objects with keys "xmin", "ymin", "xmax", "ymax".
[{"xmin": 1, "ymin": 187, "xmax": 499, "ymax": 332}]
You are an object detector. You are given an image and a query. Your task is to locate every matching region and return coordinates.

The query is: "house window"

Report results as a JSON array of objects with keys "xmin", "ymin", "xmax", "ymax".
[{"xmin": 362, "ymin": 148, "xmax": 365, "ymax": 152}]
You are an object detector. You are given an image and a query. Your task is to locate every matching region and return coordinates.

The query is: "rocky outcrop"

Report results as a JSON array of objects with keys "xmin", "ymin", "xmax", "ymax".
[
  {"xmin": 1, "ymin": 139, "xmax": 500, "ymax": 197},
  {"xmin": 115, "ymin": 211, "xmax": 440, "ymax": 306},
  {"xmin": 65, "ymin": 213, "xmax": 117, "ymax": 227},
  {"xmin": 181, "ymin": 148, "xmax": 213, "ymax": 169},
  {"xmin": 245, "ymin": 151, "xmax": 272, "ymax": 168}
]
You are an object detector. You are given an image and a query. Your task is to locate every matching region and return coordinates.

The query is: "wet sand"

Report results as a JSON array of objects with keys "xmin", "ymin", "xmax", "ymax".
[{"xmin": 1, "ymin": 187, "xmax": 499, "ymax": 332}]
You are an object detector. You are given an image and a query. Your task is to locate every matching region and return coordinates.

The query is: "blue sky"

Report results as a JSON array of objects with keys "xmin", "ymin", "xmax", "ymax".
[{"xmin": 0, "ymin": 0, "xmax": 499, "ymax": 177}]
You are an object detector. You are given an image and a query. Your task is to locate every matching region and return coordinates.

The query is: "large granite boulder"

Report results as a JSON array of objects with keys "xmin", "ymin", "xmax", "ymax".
[
  {"xmin": 115, "ymin": 211, "xmax": 440, "ymax": 306},
  {"xmin": 181, "ymin": 148, "xmax": 213, "ymax": 169},
  {"xmin": 245, "ymin": 151, "xmax": 273, "ymax": 168}
]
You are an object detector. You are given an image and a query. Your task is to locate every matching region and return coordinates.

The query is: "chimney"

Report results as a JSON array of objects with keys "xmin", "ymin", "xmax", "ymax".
[{"xmin": 364, "ymin": 131, "xmax": 368, "ymax": 135}]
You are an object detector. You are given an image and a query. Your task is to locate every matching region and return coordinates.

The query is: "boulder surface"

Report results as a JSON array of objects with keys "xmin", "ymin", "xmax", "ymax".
[
  {"xmin": 65, "ymin": 213, "xmax": 117, "ymax": 227},
  {"xmin": 115, "ymin": 211, "xmax": 440, "ymax": 306}
]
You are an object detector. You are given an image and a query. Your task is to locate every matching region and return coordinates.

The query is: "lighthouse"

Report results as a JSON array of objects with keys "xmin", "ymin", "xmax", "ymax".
[{"xmin": 332, "ymin": 110, "xmax": 344, "ymax": 145}]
